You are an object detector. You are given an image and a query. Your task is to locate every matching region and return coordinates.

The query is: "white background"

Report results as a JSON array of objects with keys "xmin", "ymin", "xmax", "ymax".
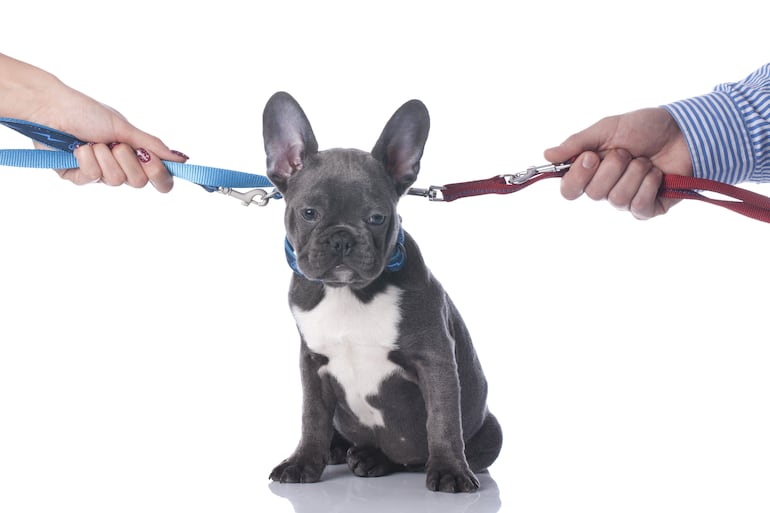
[{"xmin": 1, "ymin": 1, "xmax": 768, "ymax": 512}]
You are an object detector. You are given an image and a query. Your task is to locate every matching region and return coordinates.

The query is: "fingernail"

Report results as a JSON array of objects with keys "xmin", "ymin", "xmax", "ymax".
[
  {"xmin": 108, "ymin": 142, "xmax": 120, "ymax": 150},
  {"xmin": 170, "ymin": 149, "xmax": 189, "ymax": 161},
  {"xmin": 135, "ymin": 148, "xmax": 151, "ymax": 164},
  {"xmin": 582, "ymin": 153, "xmax": 598, "ymax": 169}
]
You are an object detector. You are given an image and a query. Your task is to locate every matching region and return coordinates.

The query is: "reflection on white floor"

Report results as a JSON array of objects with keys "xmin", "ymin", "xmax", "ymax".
[{"xmin": 269, "ymin": 464, "xmax": 501, "ymax": 513}]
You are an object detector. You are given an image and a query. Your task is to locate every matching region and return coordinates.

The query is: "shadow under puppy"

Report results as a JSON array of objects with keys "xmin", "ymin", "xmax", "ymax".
[{"xmin": 265, "ymin": 92, "xmax": 502, "ymax": 493}]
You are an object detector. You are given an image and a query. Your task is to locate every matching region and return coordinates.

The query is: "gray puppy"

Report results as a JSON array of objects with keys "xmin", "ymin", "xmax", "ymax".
[{"xmin": 264, "ymin": 92, "xmax": 502, "ymax": 493}]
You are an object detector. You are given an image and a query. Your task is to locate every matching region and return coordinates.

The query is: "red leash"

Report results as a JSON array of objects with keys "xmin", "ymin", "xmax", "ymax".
[
  {"xmin": 408, "ymin": 164, "xmax": 770, "ymax": 224},
  {"xmin": 440, "ymin": 171, "xmax": 568, "ymax": 201},
  {"xmin": 658, "ymin": 175, "xmax": 770, "ymax": 223}
]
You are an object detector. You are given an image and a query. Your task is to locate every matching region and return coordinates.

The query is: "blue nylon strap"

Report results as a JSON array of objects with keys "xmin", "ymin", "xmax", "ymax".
[
  {"xmin": 163, "ymin": 161, "xmax": 274, "ymax": 189},
  {"xmin": 0, "ymin": 117, "xmax": 82, "ymax": 151},
  {"xmin": 0, "ymin": 117, "xmax": 275, "ymax": 190},
  {"xmin": 0, "ymin": 148, "xmax": 274, "ymax": 189},
  {"xmin": 0, "ymin": 149, "xmax": 79, "ymax": 170}
]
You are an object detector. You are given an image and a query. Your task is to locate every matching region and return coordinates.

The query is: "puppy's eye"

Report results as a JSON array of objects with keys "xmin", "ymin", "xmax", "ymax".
[
  {"xmin": 301, "ymin": 208, "xmax": 319, "ymax": 222},
  {"xmin": 366, "ymin": 214, "xmax": 387, "ymax": 226}
]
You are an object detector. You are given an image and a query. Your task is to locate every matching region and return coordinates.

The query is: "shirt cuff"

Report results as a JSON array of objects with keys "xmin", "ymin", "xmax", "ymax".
[{"xmin": 662, "ymin": 92, "xmax": 755, "ymax": 184}]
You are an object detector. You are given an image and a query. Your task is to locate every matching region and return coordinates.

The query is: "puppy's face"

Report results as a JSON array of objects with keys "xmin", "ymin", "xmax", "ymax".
[
  {"xmin": 283, "ymin": 149, "xmax": 401, "ymax": 288},
  {"xmin": 262, "ymin": 92, "xmax": 430, "ymax": 288}
]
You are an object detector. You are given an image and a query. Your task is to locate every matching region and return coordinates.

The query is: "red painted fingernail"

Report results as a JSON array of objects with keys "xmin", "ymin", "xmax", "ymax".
[
  {"xmin": 108, "ymin": 142, "xmax": 120, "ymax": 150},
  {"xmin": 170, "ymin": 150, "xmax": 189, "ymax": 161},
  {"xmin": 135, "ymin": 148, "xmax": 151, "ymax": 163}
]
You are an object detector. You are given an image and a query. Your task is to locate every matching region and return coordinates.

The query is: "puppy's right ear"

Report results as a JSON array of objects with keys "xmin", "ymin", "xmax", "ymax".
[{"xmin": 263, "ymin": 92, "xmax": 319, "ymax": 192}]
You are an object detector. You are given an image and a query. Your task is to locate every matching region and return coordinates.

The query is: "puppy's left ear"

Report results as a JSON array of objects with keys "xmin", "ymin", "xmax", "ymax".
[
  {"xmin": 263, "ymin": 92, "xmax": 319, "ymax": 192},
  {"xmin": 372, "ymin": 100, "xmax": 430, "ymax": 195}
]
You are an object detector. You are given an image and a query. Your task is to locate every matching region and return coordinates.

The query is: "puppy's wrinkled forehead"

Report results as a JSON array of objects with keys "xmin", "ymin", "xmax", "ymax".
[{"xmin": 288, "ymin": 148, "xmax": 399, "ymax": 203}]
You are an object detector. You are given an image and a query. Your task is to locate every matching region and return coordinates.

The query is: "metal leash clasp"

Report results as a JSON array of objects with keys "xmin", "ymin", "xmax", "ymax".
[
  {"xmin": 502, "ymin": 162, "xmax": 573, "ymax": 185},
  {"xmin": 217, "ymin": 187, "xmax": 281, "ymax": 207},
  {"xmin": 406, "ymin": 185, "xmax": 446, "ymax": 201}
]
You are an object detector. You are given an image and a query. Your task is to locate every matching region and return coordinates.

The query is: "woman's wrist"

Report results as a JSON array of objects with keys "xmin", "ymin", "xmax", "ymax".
[{"xmin": 0, "ymin": 53, "xmax": 66, "ymax": 121}]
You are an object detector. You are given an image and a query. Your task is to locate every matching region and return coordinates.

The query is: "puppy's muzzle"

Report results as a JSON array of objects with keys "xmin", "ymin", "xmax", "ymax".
[{"xmin": 329, "ymin": 230, "xmax": 355, "ymax": 257}]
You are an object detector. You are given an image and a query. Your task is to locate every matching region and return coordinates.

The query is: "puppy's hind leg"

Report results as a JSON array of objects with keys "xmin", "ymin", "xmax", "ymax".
[{"xmin": 464, "ymin": 412, "xmax": 503, "ymax": 473}]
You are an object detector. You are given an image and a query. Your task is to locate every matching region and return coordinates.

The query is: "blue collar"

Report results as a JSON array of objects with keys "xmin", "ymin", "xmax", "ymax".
[{"xmin": 285, "ymin": 226, "xmax": 406, "ymax": 278}]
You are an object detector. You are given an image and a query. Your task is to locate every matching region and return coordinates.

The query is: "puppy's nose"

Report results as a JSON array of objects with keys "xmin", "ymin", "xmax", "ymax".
[{"xmin": 329, "ymin": 230, "xmax": 354, "ymax": 256}]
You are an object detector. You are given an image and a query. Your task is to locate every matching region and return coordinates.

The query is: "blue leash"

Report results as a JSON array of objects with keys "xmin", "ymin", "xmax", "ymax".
[
  {"xmin": 0, "ymin": 117, "xmax": 275, "ymax": 191},
  {"xmin": 1, "ymin": 117, "xmax": 414, "ymax": 276}
]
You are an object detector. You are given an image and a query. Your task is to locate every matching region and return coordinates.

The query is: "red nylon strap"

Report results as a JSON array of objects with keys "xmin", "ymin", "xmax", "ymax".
[
  {"xmin": 440, "ymin": 171, "xmax": 770, "ymax": 224},
  {"xmin": 659, "ymin": 175, "xmax": 770, "ymax": 223},
  {"xmin": 441, "ymin": 171, "xmax": 567, "ymax": 202}
]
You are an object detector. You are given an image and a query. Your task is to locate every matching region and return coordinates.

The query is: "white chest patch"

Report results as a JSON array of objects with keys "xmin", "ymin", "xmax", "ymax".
[{"xmin": 292, "ymin": 285, "xmax": 403, "ymax": 428}]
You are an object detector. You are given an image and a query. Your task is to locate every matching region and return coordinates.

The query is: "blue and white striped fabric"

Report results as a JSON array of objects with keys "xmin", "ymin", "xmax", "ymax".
[{"xmin": 663, "ymin": 63, "xmax": 770, "ymax": 185}]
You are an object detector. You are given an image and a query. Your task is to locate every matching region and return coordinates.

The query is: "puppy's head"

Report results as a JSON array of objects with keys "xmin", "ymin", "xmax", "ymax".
[{"xmin": 263, "ymin": 92, "xmax": 429, "ymax": 288}]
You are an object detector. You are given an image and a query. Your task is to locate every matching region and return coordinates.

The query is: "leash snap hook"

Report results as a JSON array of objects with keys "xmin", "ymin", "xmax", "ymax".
[
  {"xmin": 406, "ymin": 185, "xmax": 446, "ymax": 201},
  {"xmin": 502, "ymin": 166, "xmax": 538, "ymax": 185},
  {"xmin": 502, "ymin": 162, "xmax": 573, "ymax": 185},
  {"xmin": 218, "ymin": 187, "xmax": 280, "ymax": 207}
]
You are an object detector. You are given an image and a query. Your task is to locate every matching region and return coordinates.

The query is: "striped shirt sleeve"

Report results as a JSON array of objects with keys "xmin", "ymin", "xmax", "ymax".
[{"xmin": 662, "ymin": 63, "xmax": 770, "ymax": 184}]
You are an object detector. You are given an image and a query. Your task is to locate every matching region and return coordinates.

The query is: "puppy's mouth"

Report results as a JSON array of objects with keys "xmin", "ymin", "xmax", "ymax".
[
  {"xmin": 331, "ymin": 264, "xmax": 356, "ymax": 280},
  {"xmin": 306, "ymin": 260, "xmax": 379, "ymax": 288},
  {"xmin": 323, "ymin": 264, "xmax": 359, "ymax": 286}
]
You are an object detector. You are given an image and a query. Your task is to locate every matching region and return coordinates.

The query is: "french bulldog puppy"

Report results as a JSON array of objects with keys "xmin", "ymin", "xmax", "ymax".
[{"xmin": 264, "ymin": 92, "xmax": 502, "ymax": 493}]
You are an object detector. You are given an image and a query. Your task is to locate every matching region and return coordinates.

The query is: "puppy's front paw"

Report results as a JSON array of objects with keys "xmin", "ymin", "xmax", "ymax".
[
  {"xmin": 269, "ymin": 457, "xmax": 325, "ymax": 484},
  {"xmin": 346, "ymin": 446, "xmax": 399, "ymax": 477},
  {"xmin": 425, "ymin": 463, "xmax": 480, "ymax": 493}
]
